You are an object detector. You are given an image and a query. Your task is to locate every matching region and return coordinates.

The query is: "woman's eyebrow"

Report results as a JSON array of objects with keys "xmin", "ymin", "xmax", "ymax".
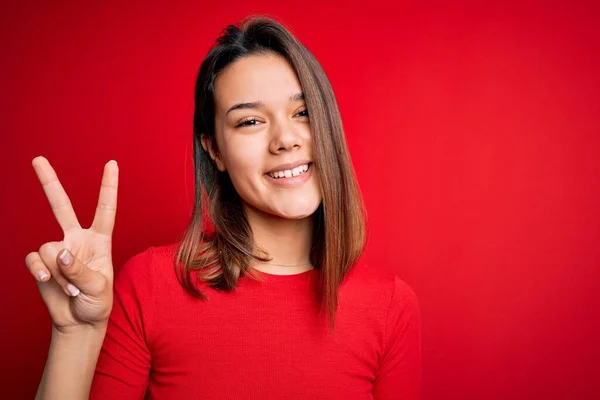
[
  {"xmin": 226, "ymin": 100, "xmax": 264, "ymax": 116},
  {"xmin": 290, "ymin": 92, "xmax": 305, "ymax": 102},
  {"xmin": 225, "ymin": 92, "xmax": 305, "ymax": 116}
]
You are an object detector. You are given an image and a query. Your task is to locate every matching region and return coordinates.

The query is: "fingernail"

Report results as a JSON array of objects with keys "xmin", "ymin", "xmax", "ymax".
[
  {"xmin": 58, "ymin": 249, "xmax": 73, "ymax": 266},
  {"xmin": 37, "ymin": 270, "xmax": 48, "ymax": 282},
  {"xmin": 108, "ymin": 160, "xmax": 117, "ymax": 165},
  {"xmin": 66, "ymin": 283, "xmax": 80, "ymax": 297}
]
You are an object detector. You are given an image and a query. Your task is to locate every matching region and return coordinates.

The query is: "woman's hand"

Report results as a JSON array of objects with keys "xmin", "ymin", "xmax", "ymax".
[{"xmin": 25, "ymin": 156, "xmax": 119, "ymax": 334}]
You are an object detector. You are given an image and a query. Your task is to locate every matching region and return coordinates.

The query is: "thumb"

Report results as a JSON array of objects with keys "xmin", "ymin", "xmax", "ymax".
[{"xmin": 56, "ymin": 249, "xmax": 108, "ymax": 296}]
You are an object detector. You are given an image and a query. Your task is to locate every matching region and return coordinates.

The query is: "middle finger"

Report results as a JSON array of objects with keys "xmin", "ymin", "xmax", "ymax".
[{"xmin": 32, "ymin": 156, "xmax": 81, "ymax": 232}]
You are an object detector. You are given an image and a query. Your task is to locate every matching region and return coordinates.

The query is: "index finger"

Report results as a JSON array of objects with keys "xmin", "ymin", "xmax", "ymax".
[
  {"xmin": 32, "ymin": 156, "xmax": 81, "ymax": 232},
  {"xmin": 91, "ymin": 160, "xmax": 119, "ymax": 236}
]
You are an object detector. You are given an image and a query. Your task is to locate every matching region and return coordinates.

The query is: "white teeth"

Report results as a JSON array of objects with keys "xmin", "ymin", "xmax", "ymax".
[{"xmin": 268, "ymin": 164, "xmax": 309, "ymax": 179}]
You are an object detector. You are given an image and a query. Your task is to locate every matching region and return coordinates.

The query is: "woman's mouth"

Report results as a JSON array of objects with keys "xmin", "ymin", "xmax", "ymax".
[
  {"xmin": 265, "ymin": 163, "xmax": 313, "ymax": 187},
  {"xmin": 266, "ymin": 163, "xmax": 311, "ymax": 179}
]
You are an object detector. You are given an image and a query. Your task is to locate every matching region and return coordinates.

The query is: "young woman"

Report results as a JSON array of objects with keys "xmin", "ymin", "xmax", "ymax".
[{"xmin": 27, "ymin": 16, "xmax": 421, "ymax": 399}]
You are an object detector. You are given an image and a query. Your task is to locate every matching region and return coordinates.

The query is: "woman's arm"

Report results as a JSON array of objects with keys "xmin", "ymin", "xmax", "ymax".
[
  {"xmin": 36, "ymin": 325, "xmax": 107, "ymax": 400},
  {"xmin": 26, "ymin": 157, "xmax": 119, "ymax": 399},
  {"xmin": 88, "ymin": 248, "xmax": 156, "ymax": 398},
  {"xmin": 373, "ymin": 276, "xmax": 422, "ymax": 399}
]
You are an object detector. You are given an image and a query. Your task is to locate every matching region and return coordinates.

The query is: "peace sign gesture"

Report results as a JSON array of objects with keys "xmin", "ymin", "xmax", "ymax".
[{"xmin": 25, "ymin": 156, "xmax": 119, "ymax": 333}]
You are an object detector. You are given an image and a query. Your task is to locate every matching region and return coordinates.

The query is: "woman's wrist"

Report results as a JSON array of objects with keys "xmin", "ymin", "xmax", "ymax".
[
  {"xmin": 51, "ymin": 322, "xmax": 108, "ymax": 344},
  {"xmin": 36, "ymin": 322, "xmax": 108, "ymax": 400}
]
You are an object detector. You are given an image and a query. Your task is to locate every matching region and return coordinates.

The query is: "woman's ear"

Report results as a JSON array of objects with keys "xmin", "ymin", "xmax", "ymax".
[{"xmin": 200, "ymin": 134, "xmax": 226, "ymax": 172}]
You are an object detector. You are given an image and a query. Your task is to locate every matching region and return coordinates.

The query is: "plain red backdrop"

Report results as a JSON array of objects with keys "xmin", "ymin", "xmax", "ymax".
[{"xmin": 1, "ymin": 1, "xmax": 599, "ymax": 399}]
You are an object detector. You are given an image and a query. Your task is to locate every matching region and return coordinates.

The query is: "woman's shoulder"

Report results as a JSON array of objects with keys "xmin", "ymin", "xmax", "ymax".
[
  {"xmin": 341, "ymin": 260, "xmax": 420, "ymax": 313},
  {"xmin": 114, "ymin": 242, "xmax": 181, "ymax": 283}
]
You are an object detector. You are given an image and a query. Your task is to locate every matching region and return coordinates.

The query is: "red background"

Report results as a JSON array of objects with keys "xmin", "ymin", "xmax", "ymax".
[{"xmin": 2, "ymin": 1, "xmax": 599, "ymax": 399}]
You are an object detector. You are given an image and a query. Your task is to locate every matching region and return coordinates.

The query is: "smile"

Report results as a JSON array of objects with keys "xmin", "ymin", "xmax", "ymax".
[
  {"xmin": 267, "ymin": 163, "xmax": 310, "ymax": 179},
  {"xmin": 264, "ymin": 163, "xmax": 313, "ymax": 187}
]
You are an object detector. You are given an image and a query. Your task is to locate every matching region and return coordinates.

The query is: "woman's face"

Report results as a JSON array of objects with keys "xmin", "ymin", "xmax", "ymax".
[{"xmin": 206, "ymin": 52, "xmax": 322, "ymax": 220}]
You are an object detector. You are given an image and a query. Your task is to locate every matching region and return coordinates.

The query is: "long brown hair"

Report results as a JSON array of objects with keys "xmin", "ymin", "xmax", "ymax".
[{"xmin": 175, "ymin": 15, "xmax": 366, "ymax": 329}]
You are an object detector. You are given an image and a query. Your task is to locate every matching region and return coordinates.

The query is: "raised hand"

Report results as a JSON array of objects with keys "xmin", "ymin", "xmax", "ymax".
[{"xmin": 25, "ymin": 156, "xmax": 119, "ymax": 333}]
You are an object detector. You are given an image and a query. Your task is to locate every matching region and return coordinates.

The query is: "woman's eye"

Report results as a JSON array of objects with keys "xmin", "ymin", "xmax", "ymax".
[
  {"xmin": 296, "ymin": 109, "xmax": 309, "ymax": 118},
  {"xmin": 236, "ymin": 118, "xmax": 260, "ymax": 128}
]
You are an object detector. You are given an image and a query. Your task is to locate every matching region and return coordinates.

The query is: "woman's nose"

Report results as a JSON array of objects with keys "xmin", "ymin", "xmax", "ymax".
[{"xmin": 268, "ymin": 120, "xmax": 303, "ymax": 153}]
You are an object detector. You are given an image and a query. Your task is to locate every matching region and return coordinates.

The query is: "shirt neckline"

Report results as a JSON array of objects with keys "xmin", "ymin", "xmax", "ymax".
[{"xmin": 251, "ymin": 267, "xmax": 317, "ymax": 283}]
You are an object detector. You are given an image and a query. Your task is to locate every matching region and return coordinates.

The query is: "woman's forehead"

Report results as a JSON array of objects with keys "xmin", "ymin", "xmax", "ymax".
[{"xmin": 214, "ymin": 53, "xmax": 303, "ymax": 112}]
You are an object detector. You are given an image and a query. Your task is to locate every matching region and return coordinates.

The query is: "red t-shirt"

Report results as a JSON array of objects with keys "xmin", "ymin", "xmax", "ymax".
[{"xmin": 90, "ymin": 244, "xmax": 421, "ymax": 399}]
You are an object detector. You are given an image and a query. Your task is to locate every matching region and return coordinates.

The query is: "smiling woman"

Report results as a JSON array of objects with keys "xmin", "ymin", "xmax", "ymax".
[
  {"xmin": 178, "ymin": 19, "xmax": 369, "ymax": 305},
  {"xmin": 203, "ymin": 53, "xmax": 322, "ymax": 224},
  {"xmin": 28, "ymin": 15, "xmax": 421, "ymax": 400}
]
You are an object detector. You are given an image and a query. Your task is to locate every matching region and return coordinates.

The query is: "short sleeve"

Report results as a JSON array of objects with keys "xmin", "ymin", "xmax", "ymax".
[
  {"xmin": 373, "ymin": 276, "xmax": 422, "ymax": 399},
  {"xmin": 89, "ymin": 248, "xmax": 156, "ymax": 399}
]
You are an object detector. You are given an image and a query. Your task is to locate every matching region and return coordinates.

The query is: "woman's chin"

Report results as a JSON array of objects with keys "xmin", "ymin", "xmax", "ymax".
[
  {"xmin": 275, "ymin": 211, "xmax": 313, "ymax": 220},
  {"xmin": 269, "ymin": 202, "xmax": 321, "ymax": 220},
  {"xmin": 243, "ymin": 196, "xmax": 322, "ymax": 221}
]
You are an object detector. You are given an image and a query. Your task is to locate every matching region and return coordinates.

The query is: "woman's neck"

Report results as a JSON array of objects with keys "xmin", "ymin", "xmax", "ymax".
[{"xmin": 244, "ymin": 204, "xmax": 314, "ymax": 275}]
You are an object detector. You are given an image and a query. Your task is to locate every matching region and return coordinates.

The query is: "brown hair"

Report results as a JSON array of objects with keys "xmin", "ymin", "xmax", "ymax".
[{"xmin": 175, "ymin": 15, "xmax": 366, "ymax": 329}]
